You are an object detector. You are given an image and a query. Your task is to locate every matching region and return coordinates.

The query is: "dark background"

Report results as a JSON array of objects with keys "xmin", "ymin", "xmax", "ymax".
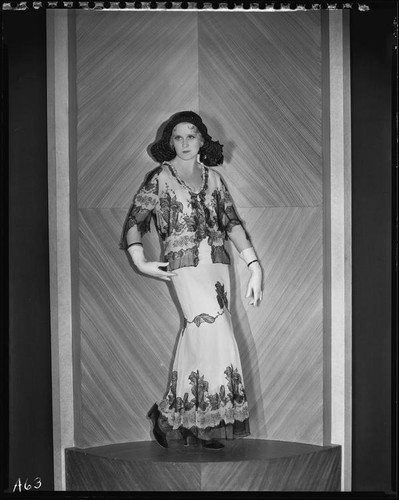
[
  {"xmin": 2, "ymin": 2, "xmax": 397, "ymax": 495},
  {"xmin": 350, "ymin": 3, "xmax": 396, "ymax": 494}
]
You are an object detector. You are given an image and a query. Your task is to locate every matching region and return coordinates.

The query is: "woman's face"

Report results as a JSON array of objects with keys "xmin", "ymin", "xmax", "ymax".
[{"xmin": 170, "ymin": 122, "xmax": 203, "ymax": 162}]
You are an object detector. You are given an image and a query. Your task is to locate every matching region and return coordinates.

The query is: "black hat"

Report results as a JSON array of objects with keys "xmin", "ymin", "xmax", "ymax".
[{"xmin": 149, "ymin": 111, "xmax": 224, "ymax": 166}]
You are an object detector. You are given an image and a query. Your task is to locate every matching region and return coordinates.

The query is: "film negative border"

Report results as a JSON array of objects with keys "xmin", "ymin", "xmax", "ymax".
[{"xmin": 2, "ymin": 2, "xmax": 371, "ymax": 11}]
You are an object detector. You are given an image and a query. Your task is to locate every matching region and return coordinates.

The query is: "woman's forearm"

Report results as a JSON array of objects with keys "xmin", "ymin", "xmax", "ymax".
[
  {"xmin": 126, "ymin": 226, "xmax": 142, "ymax": 246},
  {"xmin": 126, "ymin": 226, "xmax": 145, "ymax": 260},
  {"xmin": 229, "ymin": 225, "xmax": 262, "ymax": 306},
  {"xmin": 125, "ymin": 226, "xmax": 175, "ymax": 281},
  {"xmin": 228, "ymin": 225, "xmax": 253, "ymax": 254}
]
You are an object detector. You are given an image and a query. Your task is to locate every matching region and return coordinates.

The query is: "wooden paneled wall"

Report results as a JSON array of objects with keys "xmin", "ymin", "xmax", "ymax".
[
  {"xmin": 75, "ymin": 11, "xmax": 323, "ymax": 447},
  {"xmin": 198, "ymin": 12, "xmax": 323, "ymax": 445}
]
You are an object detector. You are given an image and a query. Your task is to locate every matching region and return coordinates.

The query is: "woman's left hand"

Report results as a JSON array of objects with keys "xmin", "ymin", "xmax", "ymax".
[{"xmin": 245, "ymin": 262, "xmax": 263, "ymax": 307}]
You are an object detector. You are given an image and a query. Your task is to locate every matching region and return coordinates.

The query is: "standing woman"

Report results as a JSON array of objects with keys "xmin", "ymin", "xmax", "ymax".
[{"xmin": 120, "ymin": 111, "xmax": 262, "ymax": 450}]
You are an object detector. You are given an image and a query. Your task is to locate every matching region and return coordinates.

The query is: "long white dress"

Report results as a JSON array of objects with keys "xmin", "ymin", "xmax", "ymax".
[
  {"xmin": 121, "ymin": 162, "xmax": 250, "ymax": 440},
  {"xmin": 158, "ymin": 240, "xmax": 250, "ymax": 440}
]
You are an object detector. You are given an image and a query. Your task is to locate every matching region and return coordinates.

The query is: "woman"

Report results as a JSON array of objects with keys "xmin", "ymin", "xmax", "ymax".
[{"xmin": 120, "ymin": 111, "xmax": 262, "ymax": 450}]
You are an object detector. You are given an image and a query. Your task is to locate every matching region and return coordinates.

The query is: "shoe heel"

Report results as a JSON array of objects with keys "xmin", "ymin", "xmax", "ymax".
[
  {"xmin": 182, "ymin": 429, "xmax": 199, "ymax": 447},
  {"xmin": 184, "ymin": 435, "xmax": 199, "ymax": 446},
  {"xmin": 147, "ymin": 403, "xmax": 168, "ymax": 449},
  {"xmin": 147, "ymin": 403, "xmax": 157, "ymax": 420}
]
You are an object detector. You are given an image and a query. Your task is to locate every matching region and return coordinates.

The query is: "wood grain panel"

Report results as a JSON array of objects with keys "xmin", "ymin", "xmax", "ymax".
[
  {"xmin": 198, "ymin": 12, "xmax": 322, "ymax": 208},
  {"xmin": 79, "ymin": 209, "xmax": 181, "ymax": 446},
  {"xmin": 76, "ymin": 11, "xmax": 199, "ymax": 209},
  {"xmin": 75, "ymin": 11, "xmax": 324, "ymax": 449},
  {"xmin": 75, "ymin": 11, "xmax": 199, "ymax": 446},
  {"xmin": 65, "ymin": 439, "xmax": 341, "ymax": 491},
  {"xmin": 201, "ymin": 446, "xmax": 340, "ymax": 491},
  {"xmin": 78, "ymin": 206, "xmax": 322, "ymax": 446},
  {"xmin": 66, "ymin": 449, "xmax": 201, "ymax": 491},
  {"xmin": 228, "ymin": 207, "xmax": 323, "ymax": 444}
]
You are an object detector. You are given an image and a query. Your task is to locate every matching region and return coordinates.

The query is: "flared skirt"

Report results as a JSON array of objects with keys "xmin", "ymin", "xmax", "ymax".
[{"xmin": 156, "ymin": 241, "xmax": 250, "ymax": 440}]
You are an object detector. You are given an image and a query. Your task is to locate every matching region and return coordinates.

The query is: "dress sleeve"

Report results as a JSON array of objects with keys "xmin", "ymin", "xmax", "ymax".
[
  {"xmin": 119, "ymin": 167, "xmax": 161, "ymax": 250},
  {"xmin": 220, "ymin": 176, "xmax": 250, "ymax": 240}
]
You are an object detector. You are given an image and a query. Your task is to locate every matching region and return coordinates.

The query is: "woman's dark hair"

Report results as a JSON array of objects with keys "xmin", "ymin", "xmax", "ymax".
[{"xmin": 150, "ymin": 111, "xmax": 224, "ymax": 166}]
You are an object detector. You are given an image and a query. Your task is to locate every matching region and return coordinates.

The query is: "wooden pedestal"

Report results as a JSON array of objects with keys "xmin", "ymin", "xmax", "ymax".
[{"xmin": 66, "ymin": 439, "xmax": 340, "ymax": 491}]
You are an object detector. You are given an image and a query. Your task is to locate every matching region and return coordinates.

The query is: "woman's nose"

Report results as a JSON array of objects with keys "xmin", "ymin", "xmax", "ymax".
[{"xmin": 182, "ymin": 138, "xmax": 188, "ymax": 147}]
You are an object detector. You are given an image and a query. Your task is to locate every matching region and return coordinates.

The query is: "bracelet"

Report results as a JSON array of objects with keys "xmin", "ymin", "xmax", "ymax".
[
  {"xmin": 127, "ymin": 242, "xmax": 143, "ymax": 249},
  {"xmin": 247, "ymin": 259, "xmax": 259, "ymax": 268}
]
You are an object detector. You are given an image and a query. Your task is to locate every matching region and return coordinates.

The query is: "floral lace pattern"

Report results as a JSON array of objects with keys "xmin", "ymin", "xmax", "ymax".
[
  {"xmin": 165, "ymin": 246, "xmax": 199, "ymax": 270},
  {"xmin": 120, "ymin": 163, "xmax": 250, "ymax": 270},
  {"xmin": 182, "ymin": 281, "xmax": 229, "ymax": 330},
  {"xmin": 119, "ymin": 166, "xmax": 161, "ymax": 241},
  {"xmin": 158, "ymin": 364, "xmax": 249, "ymax": 431},
  {"xmin": 167, "ymin": 162, "xmax": 208, "ymax": 194},
  {"xmin": 215, "ymin": 281, "xmax": 229, "ymax": 311},
  {"xmin": 185, "ymin": 311, "xmax": 224, "ymax": 328}
]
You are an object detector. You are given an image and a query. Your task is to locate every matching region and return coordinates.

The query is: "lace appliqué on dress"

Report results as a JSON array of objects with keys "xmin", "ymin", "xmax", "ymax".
[
  {"xmin": 158, "ymin": 365, "xmax": 249, "ymax": 431},
  {"xmin": 119, "ymin": 166, "xmax": 162, "ymax": 249},
  {"xmin": 182, "ymin": 281, "xmax": 229, "ymax": 330},
  {"xmin": 120, "ymin": 164, "xmax": 250, "ymax": 268}
]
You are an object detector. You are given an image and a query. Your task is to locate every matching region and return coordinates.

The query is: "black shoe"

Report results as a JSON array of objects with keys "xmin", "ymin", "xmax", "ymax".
[
  {"xmin": 147, "ymin": 403, "xmax": 168, "ymax": 449},
  {"xmin": 181, "ymin": 429, "xmax": 199, "ymax": 447},
  {"xmin": 201, "ymin": 439, "xmax": 224, "ymax": 450}
]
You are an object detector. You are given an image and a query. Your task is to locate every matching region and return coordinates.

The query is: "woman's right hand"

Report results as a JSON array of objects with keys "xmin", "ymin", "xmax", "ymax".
[
  {"xmin": 128, "ymin": 244, "xmax": 176, "ymax": 281},
  {"xmin": 135, "ymin": 260, "xmax": 176, "ymax": 281}
]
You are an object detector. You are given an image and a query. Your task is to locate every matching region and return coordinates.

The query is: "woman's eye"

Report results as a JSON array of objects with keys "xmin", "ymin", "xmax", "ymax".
[{"xmin": 188, "ymin": 135, "xmax": 195, "ymax": 139}]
